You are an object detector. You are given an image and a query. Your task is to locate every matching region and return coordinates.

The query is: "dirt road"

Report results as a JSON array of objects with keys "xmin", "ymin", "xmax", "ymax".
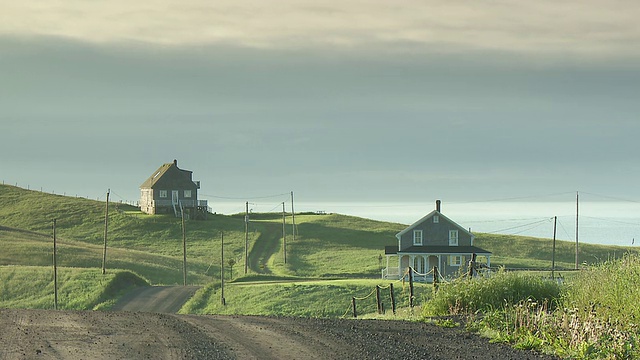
[
  {"xmin": 0, "ymin": 286, "xmax": 559, "ymax": 359},
  {"xmin": 0, "ymin": 308, "xmax": 559, "ymax": 359},
  {"xmin": 110, "ymin": 286, "xmax": 200, "ymax": 313}
]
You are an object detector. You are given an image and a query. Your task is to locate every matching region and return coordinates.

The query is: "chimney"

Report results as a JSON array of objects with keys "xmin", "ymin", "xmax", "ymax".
[
  {"xmin": 436, "ymin": 200, "xmax": 441, "ymax": 212},
  {"xmin": 173, "ymin": 159, "xmax": 178, "ymax": 166}
]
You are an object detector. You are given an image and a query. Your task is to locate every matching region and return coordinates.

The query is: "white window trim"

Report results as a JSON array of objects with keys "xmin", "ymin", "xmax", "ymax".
[
  {"xmin": 159, "ymin": 190, "xmax": 168, "ymax": 198},
  {"xmin": 449, "ymin": 230, "xmax": 459, "ymax": 246},
  {"xmin": 449, "ymin": 255, "xmax": 462, "ymax": 266},
  {"xmin": 413, "ymin": 230, "xmax": 423, "ymax": 246},
  {"xmin": 433, "ymin": 215, "xmax": 439, "ymax": 223},
  {"xmin": 184, "ymin": 190, "xmax": 192, "ymax": 198}
]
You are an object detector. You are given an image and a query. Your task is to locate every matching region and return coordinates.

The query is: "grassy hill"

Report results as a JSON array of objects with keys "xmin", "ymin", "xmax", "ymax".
[{"xmin": 2, "ymin": 184, "xmax": 639, "ymax": 314}]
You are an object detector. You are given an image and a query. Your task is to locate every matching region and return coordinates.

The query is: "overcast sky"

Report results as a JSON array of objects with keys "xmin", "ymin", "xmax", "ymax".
[{"xmin": 1, "ymin": 1, "xmax": 639, "ymax": 209}]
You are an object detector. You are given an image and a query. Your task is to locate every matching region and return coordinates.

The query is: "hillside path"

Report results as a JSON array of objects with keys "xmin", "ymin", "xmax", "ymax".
[
  {"xmin": 247, "ymin": 221, "xmax": 282, "ymax": 273},
  {"xmin": 110, "ymin": 286, "xmax": 200, "ymax": 313}
]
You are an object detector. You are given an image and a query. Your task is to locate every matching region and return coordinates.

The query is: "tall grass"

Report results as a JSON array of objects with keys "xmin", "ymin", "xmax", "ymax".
[
  {"xmin": 422, "ymin": 270, "xmax": 561, "ymax": 317},
  {"xmin": 423, "ymin": 256, "xmax": 640, "ymax": 358}
]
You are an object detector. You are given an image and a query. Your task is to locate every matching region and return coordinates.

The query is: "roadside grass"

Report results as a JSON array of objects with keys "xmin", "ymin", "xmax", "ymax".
[
  {"xmin": 422, "ymin": 270, "xmax": 562, "ymax": 317},
  {"xmin": 422, "ymin": 256, "xmax": 640, "ymax": 359},
  {"xmin": 0, "ymin": 266, "xmax": 148, "ymax": 310},
  {"xmin": 181, "ymin": 278, "xmax": 430, "ymax": 318}
]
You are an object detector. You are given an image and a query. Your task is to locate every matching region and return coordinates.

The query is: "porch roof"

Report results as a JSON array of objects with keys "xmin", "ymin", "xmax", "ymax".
[{"xmin": 385, "ymin": 245, "xmax": 491, "ymax": 255}]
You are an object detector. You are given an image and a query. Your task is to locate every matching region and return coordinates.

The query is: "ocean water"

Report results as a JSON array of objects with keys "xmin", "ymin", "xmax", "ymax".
[{"xmin": 209, "ymin": 200, "xmax": 640, "ymax": 247}]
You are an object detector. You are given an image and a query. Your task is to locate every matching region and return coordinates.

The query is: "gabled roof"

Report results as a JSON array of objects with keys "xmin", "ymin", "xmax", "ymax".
[
  {"xmin": 140, "ymin": 160, "xmax": 193, "ymax": 189},
  {"xmin": 396, "ymin": 210, "xmax": 474, "ymax": 240},
  {"xmin": 140, "ymin": 162, "xmax": 174, "ymax": 189}
]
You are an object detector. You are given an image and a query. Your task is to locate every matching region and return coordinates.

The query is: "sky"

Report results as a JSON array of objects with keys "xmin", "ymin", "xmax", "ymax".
[{"xmin": 1, "ymin": 1, "xmax": 640, "ymax": 213}]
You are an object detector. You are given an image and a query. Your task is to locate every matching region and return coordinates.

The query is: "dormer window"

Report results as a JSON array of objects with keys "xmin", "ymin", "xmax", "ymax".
[
  {"xmin": 433, "ymin": 215, "xmax": 439, "ymax": 223},
  {"xmin": 413, "ymin": 230, "xmax": 423, "ymax": 246}
]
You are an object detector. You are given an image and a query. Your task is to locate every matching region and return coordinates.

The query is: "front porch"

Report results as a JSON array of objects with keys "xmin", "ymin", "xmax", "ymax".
[{"xmin": 382, "ymin": 249, "xmax": 491, "ymax": 282}]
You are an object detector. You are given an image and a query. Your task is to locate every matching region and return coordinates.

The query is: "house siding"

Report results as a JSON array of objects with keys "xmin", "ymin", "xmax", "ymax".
[
  {"xmin": 398, "ymin": 213, "xmax": 472, "ymax": 251},
  {"xmin": 384, "ymin": 203, "xmax": 490, "ymax": 281},
  {"xmin": 140, "ymin": 160, "xmax": 202, "ymax": 216}
]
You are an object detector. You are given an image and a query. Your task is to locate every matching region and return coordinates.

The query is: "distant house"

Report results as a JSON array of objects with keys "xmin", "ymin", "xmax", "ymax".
[
  {"xmin": 139, "ymin": 159, "xmax": 208, "ymax": 219},
  {"xmin": 382, "ymin": 200, "xmax": 491, "ymax": 281}
]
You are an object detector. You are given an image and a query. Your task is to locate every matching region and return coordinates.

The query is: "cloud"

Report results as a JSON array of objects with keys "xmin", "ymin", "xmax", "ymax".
[{"xmin": 1, "ymin": 0, "xmax": 639, "ymax": 60}]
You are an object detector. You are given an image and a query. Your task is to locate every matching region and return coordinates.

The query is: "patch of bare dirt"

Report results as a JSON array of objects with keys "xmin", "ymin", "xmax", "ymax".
[{"xmin": 110, "ymin": 286, "xmax": 200, "ymax": 313}]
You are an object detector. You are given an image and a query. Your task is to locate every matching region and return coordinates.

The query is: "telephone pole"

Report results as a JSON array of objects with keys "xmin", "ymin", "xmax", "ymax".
[
  {"xmin": 102, "ymin": 189, "xmax": 109, "ymax": 275},
  {"xmin": 53, "ymin": 219, "xmax": 58, "ymax": 310},
  {"xmin": 552, "ymin": 216, "xmax": 557, "ymax": 279},
  {"xmin": 244, "ymin": 201, "xmax": 249, "ymax": 274},
  {"xmin": 221, "ymin": 231, "xmax": 226, "ymax": 305},
  {"xmin": 575, "ymin": 191, "xmax": 579, "ymax": 270},
  {"xmin": 282, "ymin": 202, "xmax": 287, "ymax": 264},
  {"xmin": 181, "ymin": 203, "xmax": 187, "ymax": 286},
  {"xmin": 291, "ymin": 191, "xmax": 296, "ymax": 245}
]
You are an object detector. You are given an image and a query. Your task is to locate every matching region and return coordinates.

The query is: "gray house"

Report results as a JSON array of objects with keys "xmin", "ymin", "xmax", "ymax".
[
  {"xmin": 139, "ymin": 159, "xmax": 208, "ymax": 219},
  {"xmin": 382, "ymin": 200, "xmax": 491, "ymax": 281}
]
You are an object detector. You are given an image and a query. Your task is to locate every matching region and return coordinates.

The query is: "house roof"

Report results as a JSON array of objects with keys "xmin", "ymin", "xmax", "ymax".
[
  {"xmin": 386, "ymin": 245, "xmax": 491, "ymax": 255},
  {"xmin": 395, "ymin": 209, "xmax": 474, "ymax": 240},
  {"xmin": 139, "ymin": 160, "xmax": 193, "ymax": 189}
]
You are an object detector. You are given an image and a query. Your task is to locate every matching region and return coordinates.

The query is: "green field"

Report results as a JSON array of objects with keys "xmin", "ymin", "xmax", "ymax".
[{"xmin": 1, "ymin": 184, "xmax": 639, "ymax": 317}]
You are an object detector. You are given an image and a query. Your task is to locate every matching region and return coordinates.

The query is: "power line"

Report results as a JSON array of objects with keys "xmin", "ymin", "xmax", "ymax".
[
  {"xmin": 449, "ymin": 191, "xmax": 577, "ymax": 204},
  {"xmin": 484, "ymin": 218, "xmax": 552, "ymax": 235},
  {"xmin": 200, "ymin": 192, "xmax": 290, "ymax": 200},
  {"xmin": 579, "ymin": 191, "xmax": 640, "ymax": 204},
  {"xmin": 581, "ymin": 215, "xmax": 640, "ymax": 227}
]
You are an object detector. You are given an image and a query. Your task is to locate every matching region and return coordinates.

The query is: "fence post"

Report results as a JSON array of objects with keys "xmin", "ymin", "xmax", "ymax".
[
  {"xmin": 409, "ymin": 266, "xmax": 414, "ymax": 308},
  {"xmin": 468, "ymin": 253, "xmax": 477, "ymax": 278},
  {"xmin": 390, "ymin": 283, "xmax": 396, "ymax": 315},
  {"xmin": 375, "ymin": 285, "xmax": 382, "ymax": 314},
  {"xmin": 433, "ymin": 266, "xmax": 439, "ymax": 293},
  {"xmin": 352, "ymin": 297, "xmax": 357, "ymax": 318}
]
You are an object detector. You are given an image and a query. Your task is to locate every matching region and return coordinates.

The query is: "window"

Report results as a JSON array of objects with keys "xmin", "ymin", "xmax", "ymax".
[
  {"xmin": 184, "ymin": 190, "xmax": 192, "ymax": 198},
  {"xmin": 159, "ymin": 190, "xmax": 168, "ymax": 198},
  {"xmin": 449, "ymin": 255, "xmax": 462, "ymax": 266},
  {"xmin": 413, "ymin": 230, "xmax": 423, "ymax": 246},
  {"xmin": 433, "ymin": 215, "xmax": 439, "ymax": 223},
  {"xmin": 449, "ymin": 230, "xmax": 459, "ymax": 246}
]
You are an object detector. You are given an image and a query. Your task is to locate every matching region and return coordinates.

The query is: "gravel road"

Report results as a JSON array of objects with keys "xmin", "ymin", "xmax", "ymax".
[{"xmin": 0, "ymin": 308, "xmax": 559, "ymax": 359}]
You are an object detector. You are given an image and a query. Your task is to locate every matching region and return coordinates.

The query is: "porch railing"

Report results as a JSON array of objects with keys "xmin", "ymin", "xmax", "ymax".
[{"xmin": 382, "ymin": 267, "xmax": 400, "ymax": 279}]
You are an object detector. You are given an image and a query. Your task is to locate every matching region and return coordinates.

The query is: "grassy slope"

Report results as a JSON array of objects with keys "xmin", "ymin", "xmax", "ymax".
[
  {"xmin": 2, "ymin": 184, "xmax": 639, "ymax": 314},
  {"xmin": 182, "ymin": 279, "xmax": 430, "ymax": 318},
  {"xmin": 475, "ymin": 233, "xmax": 640, "ymax": 270},
  {"xmin": 0, "ymin": 266, "xmax": 147, "ymax": 310}
]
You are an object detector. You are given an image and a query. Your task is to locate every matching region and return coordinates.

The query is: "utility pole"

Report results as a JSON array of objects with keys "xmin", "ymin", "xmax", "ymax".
[
  {"xmin": 53, "ymin": 219, "xmax": 58, "ymax": 310},
  {"xmin": 291, "ymin": 191, "xmax": 296, "ymax": 245},
  {"xmin": 221, "ymin": 231, "xmax": 226, "ymax": 305},
  {"xmin": 181, "ymin": 203, "xmax": 187, "ymax": 286},
  {"xmin": 575, "ymin": 191, "xmax": 579, "ymax": 270},
  {"xmin": 244, "ymin": 201, "xmax": 249, "ymax": 274},
  {"xmin": 282, "ymin": 202, "xmax": 287, "ymax": 264},
  {"xmin": 102, "ymin": 189, "xmax": 109, "ymax": 275},
  {"xmin": 552, "ymin": 216, "xmax": 557, "ymax": 279}
]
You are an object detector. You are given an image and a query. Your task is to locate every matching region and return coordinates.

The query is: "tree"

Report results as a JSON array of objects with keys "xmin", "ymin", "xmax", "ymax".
[{"xmin": 227, "ymin": 258, "xmax": 236, "ymax": 280}]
